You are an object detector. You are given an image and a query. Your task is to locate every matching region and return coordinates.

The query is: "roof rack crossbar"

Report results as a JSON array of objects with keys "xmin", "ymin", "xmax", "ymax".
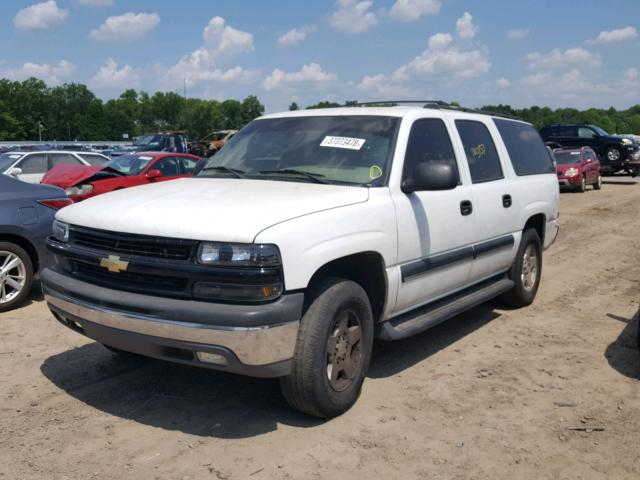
[{"xmin": 340, "ymin": 100, "xmax": 523, "ymax": 121}]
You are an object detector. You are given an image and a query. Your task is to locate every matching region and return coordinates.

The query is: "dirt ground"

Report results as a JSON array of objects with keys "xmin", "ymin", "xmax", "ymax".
[{"xmin": 1, "ymin": 177, "xmax": 639, "ymax": 480}]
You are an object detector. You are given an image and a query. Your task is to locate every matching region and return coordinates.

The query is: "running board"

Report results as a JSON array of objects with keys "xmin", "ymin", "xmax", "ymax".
[{"xmin": 377, "ymin": 276, "xmax": 514, "ymax": 341}]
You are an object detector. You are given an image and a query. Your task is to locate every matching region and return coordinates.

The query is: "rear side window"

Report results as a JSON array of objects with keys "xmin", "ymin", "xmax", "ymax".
[
  {"xmin": 180, "ymin": 157, "xmax": 199, "ymax": 174},
  {"xmin": 403, "ymin": 119, "xmax": 459, "ymax": 183},
  {"xmin": 49, "ymin": 153, "xmax": 82, "ymax": 167},
  {"xmin": 17, "ymin": 154, "xmax": 47, "ymax": 174},
  {"xmin": 494, "ymin": 119, "xmax": 555, "ymax": 176},
  {"xmin": 455, "ymin": 120, "xmax": 503, "ymax": 183}
]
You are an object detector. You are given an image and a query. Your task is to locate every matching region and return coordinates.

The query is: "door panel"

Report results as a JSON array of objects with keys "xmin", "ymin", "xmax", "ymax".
[
  {"xmin": 453, "ymin": 119, "xmax": 518, "ymax": 283},
  {"xmin": 392, "ymin": 118, "xmax": 474, "ymax": 314}
]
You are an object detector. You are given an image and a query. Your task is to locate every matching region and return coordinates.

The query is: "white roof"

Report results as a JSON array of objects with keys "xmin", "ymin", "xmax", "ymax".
[{"xmin": 260, "ymin": 106, "xmax": 529, "ymax": 124}]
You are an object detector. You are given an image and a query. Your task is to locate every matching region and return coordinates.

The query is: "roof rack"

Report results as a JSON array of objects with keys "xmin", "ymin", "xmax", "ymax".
[{"xmin": 343, "ymin": 100, "xmax": 522, "ymax": 121}]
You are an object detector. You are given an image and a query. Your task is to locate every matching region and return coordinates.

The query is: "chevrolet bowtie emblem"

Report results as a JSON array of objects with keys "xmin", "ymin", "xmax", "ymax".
[{"xmin": 99, "ymin": 255, "xmax": 129, "ymax": 273}]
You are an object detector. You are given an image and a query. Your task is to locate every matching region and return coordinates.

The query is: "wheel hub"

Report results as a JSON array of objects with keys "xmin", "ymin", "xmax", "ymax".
[{"xmin": 326, "ymin": 309, "xmax": 363, "ymax": 392}]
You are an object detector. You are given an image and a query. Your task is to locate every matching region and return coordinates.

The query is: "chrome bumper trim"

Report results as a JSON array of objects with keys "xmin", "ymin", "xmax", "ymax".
[{"xmin": 45, "ymin": 289, "xmax": 299, "ymax": 366}]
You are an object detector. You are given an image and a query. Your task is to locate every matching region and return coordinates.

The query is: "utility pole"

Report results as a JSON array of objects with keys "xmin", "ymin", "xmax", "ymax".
[{"xmin": 38, "ymin": 122, "xmax": 43, "ymax": 142}]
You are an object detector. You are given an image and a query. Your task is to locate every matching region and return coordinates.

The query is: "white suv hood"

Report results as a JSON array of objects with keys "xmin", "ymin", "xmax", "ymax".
[{"xmin": 57, "ymin": 178, "xmax": 369, "ymax": 243}]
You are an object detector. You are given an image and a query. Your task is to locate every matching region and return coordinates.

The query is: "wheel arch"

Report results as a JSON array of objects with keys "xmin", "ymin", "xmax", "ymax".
[
  {"xmin": 0, "ymin": 233, "xmax": 39, "ymax": 271},
  {"xmin": 305, "ymin": 251, "xmax": 388, "ymax": 323},
  {"xmin": 523, "ymin": 213, "xmax": 546, "ymax": 245}
]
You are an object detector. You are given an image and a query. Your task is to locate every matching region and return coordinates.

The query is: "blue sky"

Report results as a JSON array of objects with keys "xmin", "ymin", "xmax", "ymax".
[{"xmin": 1, "ymin": 0, "xmax": 639, "ymax": 112}]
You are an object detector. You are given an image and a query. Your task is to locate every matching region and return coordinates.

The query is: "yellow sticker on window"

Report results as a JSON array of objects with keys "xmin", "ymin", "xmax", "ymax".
[
  {"xmin": 369, "ymin": 165, "xmax": 383, "ymax": 179},
  {"xmin": 471, "ymin": 144, "xmax": 486, "ymax": 158}
]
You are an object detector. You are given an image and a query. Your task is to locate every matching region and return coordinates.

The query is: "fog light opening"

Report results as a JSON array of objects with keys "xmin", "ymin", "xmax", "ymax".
[{"xmin": 196, "ymin": 351, "xmax": 229, "ymax": 366}]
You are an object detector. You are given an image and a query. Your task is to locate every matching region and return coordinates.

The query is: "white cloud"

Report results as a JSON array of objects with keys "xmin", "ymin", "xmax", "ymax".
[
  {"xmin": 13, "ymin": 1, "xmax": 68, "ymax": 30},
  {"xmin": 90, "ymin": 59, "xmax": 140, "ymax": 89},
  {"xmin": 497, "ymin": 78, "xmax": 511, "ymax": 89},
  {"xmin": 90, "ymin": 12, "xmax": 160, "ymax": 41},
  {"xmin": 76, "ymin": 0, "xmax": 113, "ymax": 5},
  {"xmin": 506, "ymin": 28, "xmax": 529, "ymax": 40},
  {"xmin": 625, "ymin": 67, "xmax": 638, "ymax": 81},
  {"xmin": 428, "ymin": 33, "xmax": 452, "ymax": 50},
  {"xmin": 262, "ymin": 63, "xmax": 337, "ymax": 91},
  {"xmin": 388, "ymin": 0, "xmax": 441, "ymax": 22},
  {"xmin": 278, "ymin": 25, "xmax": 317, "ymax": 47},
  {"xmin": 357, "ymin": 74, "xmax": 416, "ymax": 98},
  {"xmin": 330, "ymin": 0, "xmax": 378, "ymax": 33},
  {"xmin": 526, "ymin": 47, "xmax": 600, "ymax": 70},
  {"xmin": 592, "ymin": 26, "xmax": 638, "ymax": 44},
  {"xmin": 393, "ymin": 45, "xmax": 490, "ymax": 80},
  {"xmin": 3, "ymin": 60, "xmax": 75, "ymax": 84},
  {"xmin": 164, "ymin": 17, "xmax": 256, "ymax": 88},
  {"xmin": 456, "ymin": 12, "xmax": 478, "ymax": 40}
]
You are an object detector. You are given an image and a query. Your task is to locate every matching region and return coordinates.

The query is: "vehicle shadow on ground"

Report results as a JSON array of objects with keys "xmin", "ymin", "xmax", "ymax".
[
  {"xmin": 18, "ymin": 280, "xmax": 44, "ymax": 309},
  {"xmin": 604, "ymin": 308, "xmax": 640, "ymax": 380},
  {"xmin": 40, "ymin": 303, "xmax": 501, "ymax": 439},
  {"xmin": 602, "ymin": 179, "xmax": 638, "ymax": 185}
]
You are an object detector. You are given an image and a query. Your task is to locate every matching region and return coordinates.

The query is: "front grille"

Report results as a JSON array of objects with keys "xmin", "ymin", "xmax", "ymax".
[
  {"xmin": 71, "ymin": 226, "xmax": 197, "ymax": 260},
  {"xmin": 72, "ymin": 261, "xmax": 190, "ymax": 297}
]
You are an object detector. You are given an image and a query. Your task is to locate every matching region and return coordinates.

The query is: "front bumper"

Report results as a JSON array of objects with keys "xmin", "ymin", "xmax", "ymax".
[
  {"xmin": 557, "ymin": 176, "xmax": 581, "ymax": 187},
  {"xmin": 41, "ymin": 267, "xmax": 303, "ymax": 377}
]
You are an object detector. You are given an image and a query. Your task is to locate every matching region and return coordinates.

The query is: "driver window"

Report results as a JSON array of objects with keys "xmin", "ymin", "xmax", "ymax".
[
  {"xmin": 152, "ymin": 157, "xmax": 180, "ymax": 176},
  {"xmin": 578, "ymin": 127, "xmax": 596, "ymax": 138},
  {"xmin": 402, "ymin": 119, "xmax": 459, "ymax": 184}
]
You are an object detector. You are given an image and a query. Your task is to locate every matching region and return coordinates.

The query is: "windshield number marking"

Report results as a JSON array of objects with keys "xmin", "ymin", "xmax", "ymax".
[{"xmin": 320, "ymin": 136, "xmax": 366, "ymax": 151}]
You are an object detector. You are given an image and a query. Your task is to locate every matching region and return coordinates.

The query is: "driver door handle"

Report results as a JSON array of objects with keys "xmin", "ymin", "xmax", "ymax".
[{"xmin": 460, "ymin": 200, "xmax": 473, "ymax": 216}]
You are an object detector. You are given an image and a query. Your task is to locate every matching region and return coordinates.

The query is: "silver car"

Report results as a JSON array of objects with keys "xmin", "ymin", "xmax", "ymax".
[{"xmin": 0, "ymin": 151, "xmax": 109, "ymax": 184}]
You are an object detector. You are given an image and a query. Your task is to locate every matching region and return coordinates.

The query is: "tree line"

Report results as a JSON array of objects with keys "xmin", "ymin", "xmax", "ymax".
[
  {"xmin": 0, "ymin": 77, "xmax": 264, "ymax": 142},
  {"xmin": 1, "ymin": 77, "xmax": 639, "ymax": 142}
]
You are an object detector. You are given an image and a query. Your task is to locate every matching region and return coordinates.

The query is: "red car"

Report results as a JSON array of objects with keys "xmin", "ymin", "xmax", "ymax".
[
  {"xmin": 42, "ymin": 152, "xmax": 203, "ymax": 202},
  {"xmin": 554, "ymin": 147, "xmax": 602, "ymax": 192}
]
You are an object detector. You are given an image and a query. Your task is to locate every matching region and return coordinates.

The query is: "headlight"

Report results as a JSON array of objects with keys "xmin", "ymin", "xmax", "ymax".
[
  {"xmin": 621, "ymin": 138, "xmax": 632, "ymax": 145},
  {"xmin": 64, "ymin": 185, "xmax": 94, "ymax": 196},
  {"xmin": 52, "ymin": 220, "xmax": 69, "ymax": 242},
  {"xmin": 198, "ymin": 242, "xmax": 281, "ymax": 267},
  {"xmin": 565, "ymin": 168, "xmax": 579, "ymax": 177}
]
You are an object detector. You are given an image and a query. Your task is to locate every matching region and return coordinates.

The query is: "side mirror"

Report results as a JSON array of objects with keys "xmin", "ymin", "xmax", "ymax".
[
  {"xmin": 402, "ymin": 162, "xmax": 458, "ymax": 193},
  {"xmin": 585, "ymin": 158, "xmax": 592, "ymax": 164},
  {"xmin": 146, "ymin": 169, "xmax": 163, "ymax": 179},
  {"xmin": 7, "ymin": 167, "xmax": 22, "ymax": 177}
]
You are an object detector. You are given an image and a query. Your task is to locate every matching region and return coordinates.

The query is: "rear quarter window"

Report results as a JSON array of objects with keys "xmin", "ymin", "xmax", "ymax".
[{"xmin": 494, "ymin": 119, "xmax": 555, "ymax": 176}]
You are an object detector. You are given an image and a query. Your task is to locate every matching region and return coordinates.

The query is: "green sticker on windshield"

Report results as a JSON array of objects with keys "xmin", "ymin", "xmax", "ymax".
[{"xmin": 369, "ymin": 165, "xmax": 383, "ymax": 179}]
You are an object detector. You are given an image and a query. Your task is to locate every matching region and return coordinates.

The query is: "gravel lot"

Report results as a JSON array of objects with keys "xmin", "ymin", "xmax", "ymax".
[{"xmin": 1, "ymin": 177, "xmax": 639, "ymax": 480}]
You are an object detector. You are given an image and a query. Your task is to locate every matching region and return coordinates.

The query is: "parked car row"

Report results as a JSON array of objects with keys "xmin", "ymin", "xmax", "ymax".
[{"xmin": 540, "ymin": 124, "xmax": 640, "ymax": 177}]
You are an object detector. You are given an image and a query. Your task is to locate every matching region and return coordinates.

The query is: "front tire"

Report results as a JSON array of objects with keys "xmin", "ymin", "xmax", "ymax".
[
  {"xmin": 500, "ymin": 229, "xmax": 542, "ymax": 308},
  {"xmin": 0, "ymin": 242, "xmax": 33, "ymax": 313},
  {"xmin": 280, "ymin": 278, "xmax": 374, "ymax": 418},
  {"xmin": 578, "ymin": 175, "xmax": 587, "ymax": 192}
]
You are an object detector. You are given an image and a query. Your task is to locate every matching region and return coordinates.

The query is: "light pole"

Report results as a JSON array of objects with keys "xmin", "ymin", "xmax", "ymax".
[{"xmin": 38, "ymin": 122, "xmax": 43, "ymax": 142}]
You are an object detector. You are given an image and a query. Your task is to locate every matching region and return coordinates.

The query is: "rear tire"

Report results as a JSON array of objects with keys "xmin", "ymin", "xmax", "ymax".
[
  {"xmin": 0, "ymin": 242, "xmax": 34, "ymax": 313},
  {"xmin": 593, "ymin": 174, "xmax": 602, "ymax": 190},
  {"xmin": 500, "ymin": 229, "xmax": 542, "ymax": 308},
  {"xmin": 280, "ymin": 278, "xmax": 374, "ymax": 418}
]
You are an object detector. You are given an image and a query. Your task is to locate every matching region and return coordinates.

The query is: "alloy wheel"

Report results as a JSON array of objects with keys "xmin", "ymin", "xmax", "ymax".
[
  {"xmin": 607, "ymin": 149, "xmax": 620, "ymax": 161},
  {"xmin": 521, "ymin": 244, "xmax": 538, "ymax": 292},
  {"xmin": 0, "ymin": 251, "xmax": 27, "ymax": 304},
  {"xmin": 326, "ymin": 309, "xmax": 363, "ymax": 392}
]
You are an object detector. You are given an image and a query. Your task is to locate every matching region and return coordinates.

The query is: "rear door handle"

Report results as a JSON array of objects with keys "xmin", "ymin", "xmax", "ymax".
[
  {"xmin": 460, "ymin": 200, "xmax": 473, "ymax": 216},
  {"xmin": 502, "ymin": 194, "xmax": 512, "ymax": 208}
]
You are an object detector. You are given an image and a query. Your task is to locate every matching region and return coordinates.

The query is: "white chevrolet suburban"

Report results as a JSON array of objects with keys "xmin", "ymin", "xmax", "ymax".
[{"xmin": 42, "ymin": 103, "xmax": 559, "ymax": 418}]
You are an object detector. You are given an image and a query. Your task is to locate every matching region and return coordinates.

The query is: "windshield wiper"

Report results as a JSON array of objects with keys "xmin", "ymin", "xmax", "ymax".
[
  {"xmin": 258, "ymin": 169, "xmax": 329, "ymax": 184},
  {"xmin": 199, "ymin": 166, "xmax": 247, "ymax": 179}
]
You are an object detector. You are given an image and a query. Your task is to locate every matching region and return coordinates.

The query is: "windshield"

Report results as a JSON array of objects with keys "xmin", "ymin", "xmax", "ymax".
[
  {"xmin": 197, "ymin": 116, "xmax": 400, "ymax": 186},
  {"xmin": 135, "ymin": 135, "xmax": 163, "ymax": 147},
  {"xmin": 591, "ymin": 126, "xmax": 609, "ymax": 136},
  {"xmin": 105, "ymin": 155, "xmax": 155, "ymax": 175},
  {"xmin": 0, "ymin": 153, "xmax": 23, "ymax": 172},
  {"xmin": 554, "ymin": 151, "xmax": 582, "ymax": 165}
]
